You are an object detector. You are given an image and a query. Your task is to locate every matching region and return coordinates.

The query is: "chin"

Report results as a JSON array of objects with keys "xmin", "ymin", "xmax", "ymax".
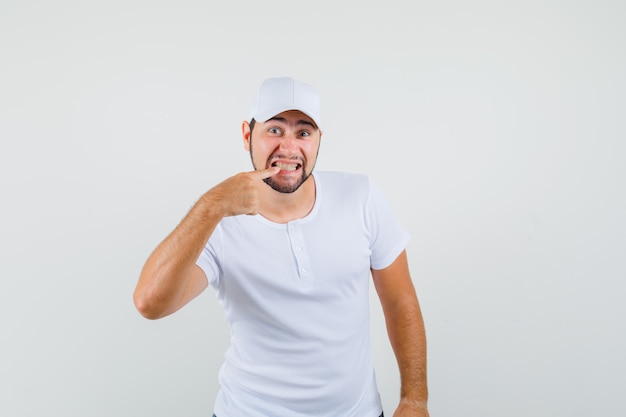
[{"xmin": 264, "ymin": 173, "xmax": 309, "ymax": 194}]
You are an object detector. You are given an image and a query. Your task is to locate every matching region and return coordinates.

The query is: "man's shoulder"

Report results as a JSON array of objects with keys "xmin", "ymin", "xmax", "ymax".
[
  {"xmin": 314, "ymin": 170, "xmax": 370, "ymax": 185},
  {"xmin": 314, "ymin": 171, "xmax": 372, "ymax": 199}
]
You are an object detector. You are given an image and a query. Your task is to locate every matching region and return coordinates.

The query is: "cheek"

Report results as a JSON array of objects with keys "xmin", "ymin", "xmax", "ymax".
[
  {"xmin": 253, "ymin": 141, "xmax": 270, "ymax": 155},
  {"xmin": 250, "ymin": 141, "xmax": 274, "ymax": 165},
  {"xmin": 304, "ymin": 142, "xmax": 320, "ymax": 159}
]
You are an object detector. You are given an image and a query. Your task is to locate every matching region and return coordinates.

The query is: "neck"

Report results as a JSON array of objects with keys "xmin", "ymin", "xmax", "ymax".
[{"xmin": 259, "ymin": 174, "xmax": 316, "ymax": 224}]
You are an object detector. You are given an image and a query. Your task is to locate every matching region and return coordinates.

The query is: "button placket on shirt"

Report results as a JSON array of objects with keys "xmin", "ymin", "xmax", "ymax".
[{"xmin": 287, "ymin": 223, "xmax": 312, "ymax": 285}]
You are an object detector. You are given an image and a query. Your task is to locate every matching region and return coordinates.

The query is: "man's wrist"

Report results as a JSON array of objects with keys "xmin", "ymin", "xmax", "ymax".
[
  {"xmin": 198, "ymin": 191, "xmax": 228, "ymax": 219},
  {"xmin": 399, "ymin": 397, "xmax": 428, "ymax": 409}
]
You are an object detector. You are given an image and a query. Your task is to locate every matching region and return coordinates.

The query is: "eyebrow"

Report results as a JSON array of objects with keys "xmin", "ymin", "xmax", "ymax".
[{"xmin": 267, "ymin": 117, "xmax": 316, "ymax": 129}]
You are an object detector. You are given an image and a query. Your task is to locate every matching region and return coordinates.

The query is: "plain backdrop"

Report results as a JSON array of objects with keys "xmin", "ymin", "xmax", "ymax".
[{"xmin": 1, "ymin": 0, "xmax": 625, "ymax": 416}]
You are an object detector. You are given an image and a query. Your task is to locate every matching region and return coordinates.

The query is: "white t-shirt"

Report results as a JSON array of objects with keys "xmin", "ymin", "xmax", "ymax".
[{"xmin": 196, "ymin": 171, "xmax": 410, "ymax": 417}]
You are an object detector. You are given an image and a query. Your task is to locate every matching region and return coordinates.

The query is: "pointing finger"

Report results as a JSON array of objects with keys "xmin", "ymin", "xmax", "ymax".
[{"xmin": 254, "ymin": 166, "xmax": 280, "ymax": 180}]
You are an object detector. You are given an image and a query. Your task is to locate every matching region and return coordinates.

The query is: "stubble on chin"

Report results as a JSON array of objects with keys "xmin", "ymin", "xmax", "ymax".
[{"xmin": 262, "ymin": 168, "xmax": 309, "ymax": 194}]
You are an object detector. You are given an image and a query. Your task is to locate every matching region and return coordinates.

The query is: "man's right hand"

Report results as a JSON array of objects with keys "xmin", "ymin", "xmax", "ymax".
[{"xmin": 204, "ymin": 166, "xmax": 280, "ymax": 217}]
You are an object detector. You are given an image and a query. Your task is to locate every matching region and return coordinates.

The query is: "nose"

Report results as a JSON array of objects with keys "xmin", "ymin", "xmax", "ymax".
[{"xmin": 278, "ymin": 131, "xmax": 298, "ymax": 152}]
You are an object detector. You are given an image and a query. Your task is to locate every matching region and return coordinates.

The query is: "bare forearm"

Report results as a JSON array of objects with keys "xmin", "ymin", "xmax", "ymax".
[
  {"xmin": 386, "ymin": 297, "xmax": 428, "ymax": 408},
  {"xmin": 372, "ymin": 251, "xmax": 429, "ymax": 415},
  {"xmin": 133, "ymin": 193, "xmax": 223, "ymax": 319}
]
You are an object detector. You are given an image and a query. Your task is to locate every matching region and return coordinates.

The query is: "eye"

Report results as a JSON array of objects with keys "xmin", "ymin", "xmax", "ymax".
[
  {"xmin": 299, "ymin": 130, "xmax": 311, "ymax": 137},
  {"xmin": 268, "ymin": 127, "xmax": 282, "ymax": 135}
]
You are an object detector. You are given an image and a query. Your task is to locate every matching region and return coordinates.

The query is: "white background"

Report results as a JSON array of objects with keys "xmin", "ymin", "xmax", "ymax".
[{"xmin": 1, "ymin": 0, "xmax": 625, "ymax": 416}]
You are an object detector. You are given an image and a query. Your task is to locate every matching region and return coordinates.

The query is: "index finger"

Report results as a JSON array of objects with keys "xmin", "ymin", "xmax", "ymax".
[{"xmin": 253, "ymin": 166, "xmax": 280, "ymax": 180}]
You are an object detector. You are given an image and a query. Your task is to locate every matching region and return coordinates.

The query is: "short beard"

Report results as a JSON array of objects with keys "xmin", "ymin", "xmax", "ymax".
[
  {"xmin": 249, "ymin": 149, "xmax": 311, "ymax": 194},
  {"xmin": 250, "ymin": 153, "xmax": 310, "ymax": 194},
  {"xmin": 262, "ymin": 165, "xmax": 310, "ymax": 193}
]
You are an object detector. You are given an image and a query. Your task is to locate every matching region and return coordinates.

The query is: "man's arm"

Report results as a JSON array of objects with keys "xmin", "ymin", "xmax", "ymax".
[
  {"xmin": 133, "ymin": 166, "xmax": 279, "ymax": 319},
  {"xmin": 372, "ymin": 250, "xmax": 429, "ymax": 417},
  {"xmin": 133, "ymin": 199, "xmax": 217, "ymax": 320}
]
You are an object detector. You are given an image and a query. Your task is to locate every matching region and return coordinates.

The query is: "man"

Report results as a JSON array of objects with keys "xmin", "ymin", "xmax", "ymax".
[{"xmin": 134, "ymin": 77, "xmax": 429, "ymax": 417}]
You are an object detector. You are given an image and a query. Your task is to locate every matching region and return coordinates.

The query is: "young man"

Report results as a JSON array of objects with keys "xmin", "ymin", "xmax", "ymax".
[{"xmin": 134, "ymin": 77, "xmax": 429, "ymax": 417}]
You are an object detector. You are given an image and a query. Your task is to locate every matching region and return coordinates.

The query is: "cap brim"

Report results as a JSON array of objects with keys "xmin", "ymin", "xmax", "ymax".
[{"xmin": 253, "ymin": 106, "xmax": 321, "ymax": 130}]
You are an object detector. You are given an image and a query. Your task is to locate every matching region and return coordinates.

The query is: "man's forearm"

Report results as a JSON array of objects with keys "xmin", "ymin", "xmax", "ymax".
[
  {"xmin": 372, "ymin": 251, "xmax": 429, "ymax": 415},
  {"xmin": 387, "ymin": 296, "xmax": 428, "ymax": 407}
]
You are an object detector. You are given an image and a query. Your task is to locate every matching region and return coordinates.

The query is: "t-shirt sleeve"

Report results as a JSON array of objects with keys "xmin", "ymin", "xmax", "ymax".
[
  {"xmin": 195, "ymin": 224, "xmax": 223, "ymax": 288},
  {"xmin": 365, "ymin": 177, "xmax": 411, "ymax": 270}
]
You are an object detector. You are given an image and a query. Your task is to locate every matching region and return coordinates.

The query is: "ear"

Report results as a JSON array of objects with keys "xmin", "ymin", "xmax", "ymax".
[{"xmin": 242, "ymin": 120, "xmax": 251, "ymax": 151}]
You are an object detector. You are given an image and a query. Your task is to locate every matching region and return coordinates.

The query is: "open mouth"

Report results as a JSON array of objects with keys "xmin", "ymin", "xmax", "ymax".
[{"xmin": 271, "ymin": 161, "xmax": 302, "ymax": 171}]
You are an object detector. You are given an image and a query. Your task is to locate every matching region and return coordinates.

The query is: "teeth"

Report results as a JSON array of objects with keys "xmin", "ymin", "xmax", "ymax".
[{"xmin": 274, "ymin": 162, "xmax": 298, "ymax": 171}]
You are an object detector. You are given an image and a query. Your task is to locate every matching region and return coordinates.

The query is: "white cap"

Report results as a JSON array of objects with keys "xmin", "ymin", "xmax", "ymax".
[{"xmin": 249, "ymin": 77, "xmax": 322, "ymax": 130}]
